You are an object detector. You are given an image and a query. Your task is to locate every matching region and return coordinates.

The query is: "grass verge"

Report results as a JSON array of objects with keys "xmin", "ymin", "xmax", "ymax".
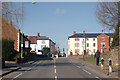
[{"xmin": 80, "ymin": 51, "xmax": 110, "ymax": 63}]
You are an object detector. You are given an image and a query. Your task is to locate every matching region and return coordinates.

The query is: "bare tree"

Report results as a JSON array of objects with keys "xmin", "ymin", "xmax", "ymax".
[
  {"xmin": 96, "ymin": 2, "xmax": 119, "ymax": 31},
  {"xmin": 2, "ymin": 2, "xmax": 23, "ymax": 30},
  {"xmin": 96, "ymin": 2, "xmax": 120, "ymax": 46}
]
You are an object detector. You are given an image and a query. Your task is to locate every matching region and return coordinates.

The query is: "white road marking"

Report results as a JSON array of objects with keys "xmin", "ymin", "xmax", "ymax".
[
  {"xmin": 95, "ymin": 76, "xmax": 102, "ymax": 80},
  {"xmin": 55, "ymin": 76, "xmax": 57, "ymax": 80},
  {"xmin": 54, "ymin": 69, "xmax": 56, "ymax": 73},
  {"xmin": 83, "ymin": 69, "xmax": 91, "ymax": 75},
  {"xmin": 77, "ymin": 66, "xmax": 81, "ymax": 68},
  {"xmin": 13, "ymin": 73, "xmax": 22, "ymax": 79},
  {"xmin": 54, "ymin": 65, "xmax": 56, "ymax": 68}
]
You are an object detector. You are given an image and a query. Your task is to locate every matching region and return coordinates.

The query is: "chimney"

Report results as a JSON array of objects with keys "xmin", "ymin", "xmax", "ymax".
[
  {"xmin": 74, "ymin": 31, "xmax": 76, "ymax": 35},
  {"xmin": 83, "ymin": 30, "xmax": 85, "ymax": 35},
  {"xmin": 18, "ymin": 29, "xmax": 20, "ymax": 33},
  {"xmin": 37, "ymin": 33, "xmax": 40, "ymax": 37}
]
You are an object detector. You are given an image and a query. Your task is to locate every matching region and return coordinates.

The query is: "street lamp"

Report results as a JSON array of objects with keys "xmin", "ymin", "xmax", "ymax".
[{"xmin": 21, "ymin": 2, "xmax": 37, "ymax": 59}]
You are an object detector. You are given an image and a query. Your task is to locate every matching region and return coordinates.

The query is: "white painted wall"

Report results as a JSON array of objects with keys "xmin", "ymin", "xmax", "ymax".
[
  {"xmin": 68, "ymin": 37, "xmax": 97, "ymax": 55},
  {"xmin": 86, "ymin": 38, "xmax": 97, "ymax": 55},
  {"xmin": 30, "ymin": 44, "xmax": 36, "ymax": 52},
  {"xmin": 36, "ymin": 40, "xmax": 50, "ymax": 55},
  {"xmin": 68, "ymin": 38, "xmax": 85, "ymax": 55}
]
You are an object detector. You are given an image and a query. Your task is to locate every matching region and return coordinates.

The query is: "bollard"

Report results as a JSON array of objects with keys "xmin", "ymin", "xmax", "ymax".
[
  {"xmin": 101, "ymin": 57, "xmax": 104, "ymax": 70},
  {"xmin": 52, "ymin": 54, "xmax": 54, "ymax": 58},
  {"xmin": 108, "ymin": 58, "xmax": 112, "ymax": 73},
  {"xmin": 56, "ymin": 55, "xmax": 58, "ymax": 58}
]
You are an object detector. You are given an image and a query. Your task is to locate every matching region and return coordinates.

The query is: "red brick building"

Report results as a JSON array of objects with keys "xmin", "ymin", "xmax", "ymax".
[
  {"xmin": 97, "ymin": 33, "xmax": 113, "ymax": 53},
  {"xmin": 2, "ymin": 18, "xmax": 31, "ymax": 53}
]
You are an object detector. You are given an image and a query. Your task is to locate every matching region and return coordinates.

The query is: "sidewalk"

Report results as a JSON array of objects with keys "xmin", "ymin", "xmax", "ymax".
[
  {"xmin": 0, "ymin": 59, "xmax": 37, "ymax": 77},
  {"xmin": 69, "ymin": 56, "xmax": 119, "ymax": 78}
]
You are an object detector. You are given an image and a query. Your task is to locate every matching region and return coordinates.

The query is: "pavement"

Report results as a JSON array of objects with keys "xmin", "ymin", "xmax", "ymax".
[
  {"xmin": 0, "ymin": 58, "xmax": 38, "ymax": 78},
  {"xmin": 69, "ymin": 56, "xmax": 119, "ymax": 78},
  {"xmin": 0, "ymin": 56, "xmax": 119, "ymax": 80}
]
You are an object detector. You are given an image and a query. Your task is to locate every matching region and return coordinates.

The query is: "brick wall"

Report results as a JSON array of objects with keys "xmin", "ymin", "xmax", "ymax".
[
  {"xmin": 97, "ymin": 33, "xmax": 110, "ymax": 53},
  {"xmin": 2, "ymin": 18, "xmax": 18, "ymax": 51}
]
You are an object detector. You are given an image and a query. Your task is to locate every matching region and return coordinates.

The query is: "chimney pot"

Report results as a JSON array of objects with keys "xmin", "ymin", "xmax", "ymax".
[
  {"xmin": 74, "ymin": 31, "xmax": 76, "ymax": 35},
  {"xmin": 37, "ymin": 33, "xmax": 40, "ymax": 37},
  {"xmin": 83, "ymin": 30, "xmax": 85, "ymax": 35}
]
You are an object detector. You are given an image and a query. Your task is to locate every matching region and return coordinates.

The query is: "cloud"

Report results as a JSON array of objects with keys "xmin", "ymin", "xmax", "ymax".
[{"xmin": 55, "ymin": 8, "xmax": 66, "ymax": 15}]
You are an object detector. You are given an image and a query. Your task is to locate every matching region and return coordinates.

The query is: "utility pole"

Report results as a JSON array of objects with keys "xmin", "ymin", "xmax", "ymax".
[{"xmin": 21, "ymin": 2, "xmax": 24, "ymax": 59}]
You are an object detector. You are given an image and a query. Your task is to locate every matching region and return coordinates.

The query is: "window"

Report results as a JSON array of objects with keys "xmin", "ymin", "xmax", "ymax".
[
  {"xmin": 102, "ymin": 37, "xmax": 105, "ymax": 41},
  {"xmin": 75, "ymin": 38, "xmax": 79, "ymax": 41},
  {"xmin": 87, "ymin": 43, "xmax": 89, "ymax": 47},
  {"xmin": 41, "ymin": 45, "xmax": 46, "ymax": 49},
  {"xmin": 42, "ymin": 40, "xmax": 45, "ymax": 44},
  {"xmin": 87, "ymin": 38, "xmax": 89, "ymax": 41},
  {"xmin": 93, "ymin": 38, "xmax": 95, "ymax": 41},
  {"xmin": 93, "ymin": 43, "xmax": 96, "ymax": 47},
  {"xmin": 75, "ymin": 43, "xmax": 79, "ymax": 47}
]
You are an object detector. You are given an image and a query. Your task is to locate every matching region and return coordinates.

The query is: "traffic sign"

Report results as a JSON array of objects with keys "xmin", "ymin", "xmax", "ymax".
[{"xmin": 82, "ymin": 41, "xmax": 85, "ymax": 47}]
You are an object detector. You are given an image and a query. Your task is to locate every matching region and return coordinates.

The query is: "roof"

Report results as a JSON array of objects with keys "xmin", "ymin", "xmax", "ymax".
[
  {"xmin": 28, "ymin": 36, "xmax": 37, "ymax": 44},
  {"xmin": 37, "ymin": 36, "xmax": 55, "ymax": 44},
  {"xmin": 68, "ymin": 33, "xmax": 113, "ymax": 39},
  {"xmin": 37, "ymin": 36, "xmax": 49, "ymax": 40}
]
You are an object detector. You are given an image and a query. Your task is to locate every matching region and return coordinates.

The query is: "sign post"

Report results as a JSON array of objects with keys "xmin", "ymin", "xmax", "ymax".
[{"xmin": 25, "ymin": 41, "xmax": 29, "ymax": 48}]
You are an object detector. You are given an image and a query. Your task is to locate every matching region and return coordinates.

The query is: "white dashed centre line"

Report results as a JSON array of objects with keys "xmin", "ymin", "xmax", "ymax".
[
  {"xmin": 54, "ymin": 69, "xmax": 56, "ymax": 73},
  {"xmin": 54, "ymin": 65, "xmax": 56, "ymax": 68},
  {"xmin": 55, "ymin": 76, "xmax": 57, "ymax": 80},
  {"xmin": 83, "ymin": 69, "xmax": 91, "ymax": 75}
]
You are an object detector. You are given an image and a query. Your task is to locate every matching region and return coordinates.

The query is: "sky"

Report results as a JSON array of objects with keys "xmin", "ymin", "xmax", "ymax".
[{"xmin": 15, "ymin": 2, "xmax": 113, "ymax": 53}]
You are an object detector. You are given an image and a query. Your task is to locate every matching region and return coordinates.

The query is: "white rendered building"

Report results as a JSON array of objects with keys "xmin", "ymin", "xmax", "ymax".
[
  {"xmin": 68, "ymin": 31, "xmax": 98, "ymax": 56},
  {"xmin": 28, "ymin": 33, "xmax": 55, "ymax": 55},
  {"xmin": 68, "ymin": 31, "xmax": 113, "ymax": 56}
]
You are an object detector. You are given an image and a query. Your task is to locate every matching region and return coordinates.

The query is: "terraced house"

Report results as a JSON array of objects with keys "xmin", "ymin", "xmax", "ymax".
[{"xmin": 68, "ymin": 31, "xmax": 113, "ymax": 56}]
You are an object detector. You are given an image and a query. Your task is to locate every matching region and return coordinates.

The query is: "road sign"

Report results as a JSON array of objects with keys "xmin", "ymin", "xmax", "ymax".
[
  {"xmin": 82, "ymin": 41, "xmax": 85, "ymax": 47},
  {"xmin": 25, "ymin": 41, "xmax": 29, "ymax": 48}
]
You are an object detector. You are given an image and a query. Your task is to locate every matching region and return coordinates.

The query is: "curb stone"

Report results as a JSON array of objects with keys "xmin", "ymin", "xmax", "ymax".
[{"xmin": 0, "ymin": 67, "xmax": 21, "ymax": 77}]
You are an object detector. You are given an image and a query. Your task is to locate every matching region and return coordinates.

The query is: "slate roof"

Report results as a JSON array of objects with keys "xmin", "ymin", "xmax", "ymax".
[
  {"xmin": 37, "ymin": 36, "xmax": 49, "ymax": 40},
  {"xmin": 68, "ymin": 33, "xmax": 113, "ymax": 39}
]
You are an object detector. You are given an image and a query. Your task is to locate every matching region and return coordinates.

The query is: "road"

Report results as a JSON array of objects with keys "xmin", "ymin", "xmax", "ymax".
[{"xmin": 2, "ymin": 57, "xmax": 111, "ymax": 80}]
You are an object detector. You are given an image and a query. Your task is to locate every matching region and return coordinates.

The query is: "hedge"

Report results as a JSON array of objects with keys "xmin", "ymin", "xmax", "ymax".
[{"xmin": 2, "ymin": 39, "xmax": 14, "ymax": 60}]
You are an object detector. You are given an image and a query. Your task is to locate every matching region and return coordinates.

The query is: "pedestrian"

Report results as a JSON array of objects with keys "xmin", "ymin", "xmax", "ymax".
[{"xmin": 95, "ymin": 50, "xmax": 100, "ymax": 66}]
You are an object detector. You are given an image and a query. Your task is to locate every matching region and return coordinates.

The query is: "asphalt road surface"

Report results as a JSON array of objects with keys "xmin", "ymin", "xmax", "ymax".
[{"xmin": 2, "ymin": 57, "xmax": 114, "ymax": 80}]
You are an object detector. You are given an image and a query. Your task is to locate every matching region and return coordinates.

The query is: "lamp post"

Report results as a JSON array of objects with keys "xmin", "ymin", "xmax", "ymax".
[{"xmin": 21, "ymin": 2, "xmax": 37, "ymax": 59}]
